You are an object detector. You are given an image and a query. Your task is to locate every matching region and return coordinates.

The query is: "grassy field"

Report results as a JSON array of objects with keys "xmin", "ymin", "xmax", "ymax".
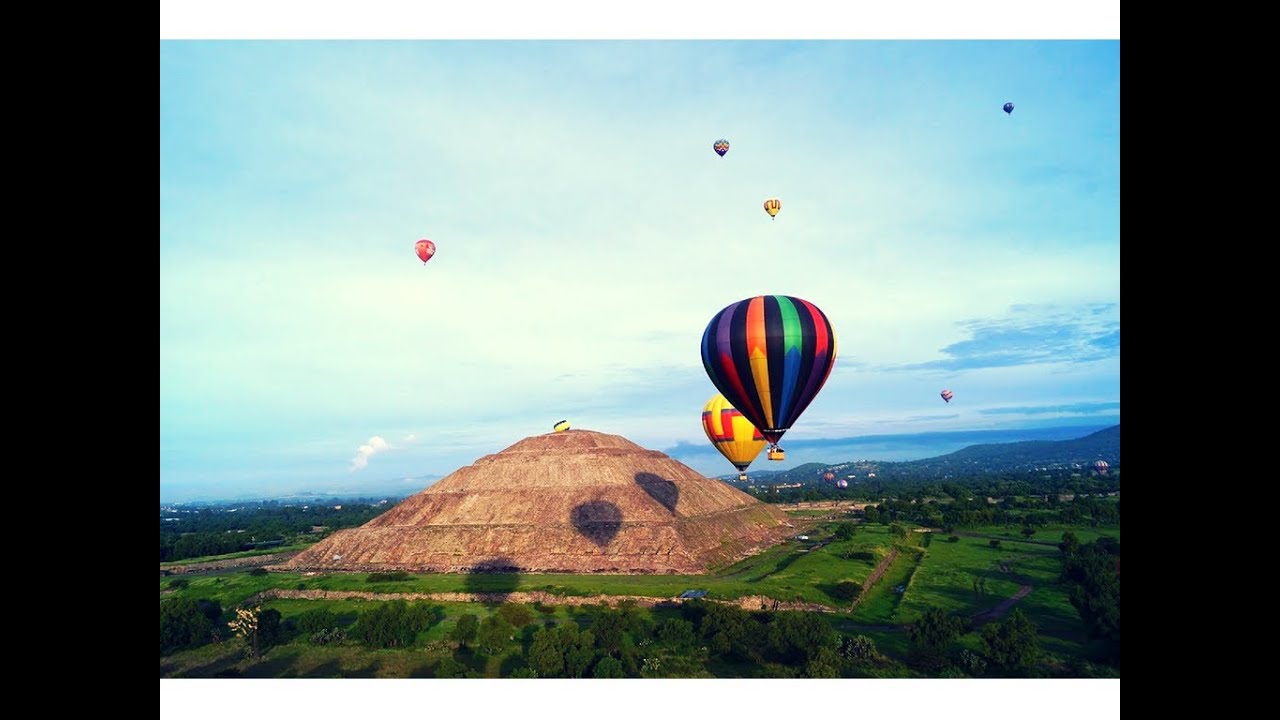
[
  {"xmin": 161, "ymin": 519, "xmax": 1118, "ymax": 677},
  {"xmin": 160, "ymin": 523, "xmax": 908, "ymax": 608}
]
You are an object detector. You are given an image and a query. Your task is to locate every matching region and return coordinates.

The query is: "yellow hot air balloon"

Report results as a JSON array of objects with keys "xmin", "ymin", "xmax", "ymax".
[
  {"xmin": 702, "ymin": 394, "xmax": 767, "ymax": 480},
  {"xmin": 553, "ymin": 420, "xmax": 571, "ymax": 432},
  {"xmin": 763, "ymin": 198, "xmax": 781, "ymax": 219}
]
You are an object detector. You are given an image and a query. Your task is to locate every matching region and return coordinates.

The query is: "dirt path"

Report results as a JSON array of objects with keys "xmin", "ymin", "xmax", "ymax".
[
  {"xmin": 972, "ymin": 584, "xmax": 1033, "ymax": 623},
  {"xmin": 861, "ymin": 548, "xmax": 901, "ymax": 594}
]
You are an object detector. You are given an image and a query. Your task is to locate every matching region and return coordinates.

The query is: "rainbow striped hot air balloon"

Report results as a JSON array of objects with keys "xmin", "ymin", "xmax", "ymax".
[
  {"xmin": 701, "ymin": 295, "xmax": 837, "ymax": 460},
  {"xmin": 713, "ymin": 139, "xmax": 730, "ymax": 157},
  {"xmin": 702, "ymin": 394, "xmax": 766, "ymax": 479}
]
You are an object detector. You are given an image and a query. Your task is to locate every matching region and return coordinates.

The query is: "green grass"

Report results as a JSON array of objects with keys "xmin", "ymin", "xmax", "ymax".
[
  {"xmin": 160, "ymin": 523, "xmax": 911, "ymax": 609},
  {"xmin": 851, "ymin": 546, "xmax": 923, "ymax": 623}
]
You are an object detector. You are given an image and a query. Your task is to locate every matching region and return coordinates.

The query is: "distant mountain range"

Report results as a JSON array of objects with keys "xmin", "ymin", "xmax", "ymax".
[{"xmin": 728, "ymin": 425, "xmax": 1119, "ymax": 484}]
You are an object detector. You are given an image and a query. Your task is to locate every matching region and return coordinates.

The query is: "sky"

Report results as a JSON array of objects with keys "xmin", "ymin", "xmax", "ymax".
[{"xmin": 160, "ymin": 36, "xmax": 1119, "ymax": 503}]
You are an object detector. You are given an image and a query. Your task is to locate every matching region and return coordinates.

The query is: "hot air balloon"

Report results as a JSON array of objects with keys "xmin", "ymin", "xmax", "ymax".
[
  {"xmin": 702, "ymin": 394, "xmax": 767, "ymax": 480},
  {"xmin": 941, "ymin": 389, "xmax": 954, "ymax": 403},
  {"xmin": 824, "ymin": 472, "xmax": 836, "ymax": 483},
  {"xmin": 1093, "ymin": 459, "xmax": 1109, "ymax": 475},
  {"xmin": 414, "ymin": 239, "xmax": 437, "ymax": 265},
  {"xmin": 1003, "ymin": 102, "xmax": 1015, "ymax": 115},
  {"xmin": 836, "ymin": 479, "xmax": 848, "ymax": 489},
  {"xmin": 701, "ymin": 295, "xmax": 837, "ymax": 462},
  {"xmin": 553, "ymin": 420, "xmax": 571, "ymax": 432},
  {"xmin": 713, "ymin": 139, "xmax": 730, "ymax": 157},
  {"xmin": 763, "ymin": 198, "xmax": 781, "ymax": 219}
]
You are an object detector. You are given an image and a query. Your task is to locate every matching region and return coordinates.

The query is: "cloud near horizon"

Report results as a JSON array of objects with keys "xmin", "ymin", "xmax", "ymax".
[{"xmin": 350, "ymin": 436, "xmax": 390, "ymax": 471}]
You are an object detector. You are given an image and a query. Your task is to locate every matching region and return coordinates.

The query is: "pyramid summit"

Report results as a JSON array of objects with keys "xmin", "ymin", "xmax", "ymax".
[{"xmin": 286, "ymin": 429, "xmax": 792, "ymax": 574}]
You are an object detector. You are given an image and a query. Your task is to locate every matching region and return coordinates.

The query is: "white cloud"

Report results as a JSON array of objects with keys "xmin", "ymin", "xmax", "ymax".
[{"xmin": 350, "ymin": 435, "xmax": 390, "ymax": 471}]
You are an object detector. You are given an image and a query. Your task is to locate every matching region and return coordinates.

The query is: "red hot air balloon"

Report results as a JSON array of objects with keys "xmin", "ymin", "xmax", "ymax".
[
  {"xmin": 941, "ymin": 389, "xmax": 954, "ymax": 403},
  {"xmin": 701, "ymin": 295, "xmax": 838, "ymax": 460},
  {"xmin": 414, "ymin": 239, "xmax": 437, "ymax": 265},
  {"xmin": 824, "ymin": 472, "xmax": 835, "ymax": 483}
]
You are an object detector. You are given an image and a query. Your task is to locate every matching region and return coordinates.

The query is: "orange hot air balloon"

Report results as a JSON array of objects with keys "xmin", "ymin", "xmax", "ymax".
[
  {"xmin": 763, "ymin": 198, "xmax": 781, "ymax": 219},
  {"xmin": 414, "ymin": 239, "xmax": 437, "ymax": 265},
  {"xmin": 824, "ymin": 472, "xmax": 835, "ymax": 483}
]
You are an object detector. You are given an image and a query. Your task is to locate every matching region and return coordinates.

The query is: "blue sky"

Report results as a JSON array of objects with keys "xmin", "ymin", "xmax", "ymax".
[{"xmin": 160, "ymin": 40, "xmax": 1120, "ymax": 502}]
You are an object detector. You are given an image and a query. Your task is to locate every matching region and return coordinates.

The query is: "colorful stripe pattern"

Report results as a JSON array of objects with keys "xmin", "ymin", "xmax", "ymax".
[
  {"xmin": 713, "ymin": 139, "xmax": 730, "ymax": 157},
  {"xmin": 700, "ymin": 295, "xmax": 837, "ymax": 445},
  {"xmin": 701, "ymin": 393, "xmax": 766, "ymax": 472}
]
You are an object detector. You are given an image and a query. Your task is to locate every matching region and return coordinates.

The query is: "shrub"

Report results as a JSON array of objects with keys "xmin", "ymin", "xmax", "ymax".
[
  {"xmin": 831, "ymin": 581, "xmax": 862, "ymax": 601},
  {"xmin": 366, "ymin": 571, "xmax": 410, "ymax": 583}
]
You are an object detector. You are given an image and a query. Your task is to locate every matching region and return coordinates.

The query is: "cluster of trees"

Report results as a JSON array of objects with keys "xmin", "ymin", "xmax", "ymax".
[
  {"xmin": 1060, "ymin": 533, "xmax": 1121, "ymax": 664},
  {"xmin": 160, "ymin": 598, "xmax": 285, "ymax": 657},
  {"xmin": 757, "ymin": 471, "xmax": 1120, "ymax": 507},
  {"xmin": 861, "ymin": 494, "xmax": 1119, "ymax": 529},
  {"xmin": 907, "ymin": 606, "xmax": 1042, "ymax": 676},
  {"xmin": 159, "ymin": 502, "xmax": 394, "ymax": 562}
]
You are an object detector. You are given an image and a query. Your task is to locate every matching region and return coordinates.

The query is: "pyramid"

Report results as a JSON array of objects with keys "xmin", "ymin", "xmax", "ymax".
[{"xmin": 285, "ymin": 429, "xmax": 792, "ymax": 574}]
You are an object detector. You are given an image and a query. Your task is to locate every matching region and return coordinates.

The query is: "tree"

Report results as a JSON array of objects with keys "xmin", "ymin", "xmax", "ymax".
[
  {"xmin": 496, "ymin": 603, "xmax": 536, "ymax": 629},
  {"xmin": 228, "ymin": 606, "xmax": 262, "ymax": 659},
  {"xmin": 980, "ymin": 609, "xmax": 1041, "ymax": 670},
  {"xmin": 160, "ymin": 598, "xmax": 214, "ymax": 656},
  {"xmin": 296, "ymin": 608, "xmax": 338, "ymax": 635},
  {"xmin": 989, "ymin": 539, "xmax": 1002, "ymax": 549},
  {"xmin": 657, "ymin": 618, "xmax": 696, "ymax": 649},
  {"xmin": 1059, "ymin": 530, "xmax": 1080, "ymax": 556},
  {"xmin": 1021, "ymin": 527, "xmax": 1036, "ymax": 539},
  {"xmin": 834, "ymin": 523, "xmax": 857, "ymax": 541},
  {"xmin": 593, "ymin": 656, "xmax": 624, "ymax": 678},
  {"xmin": 889, "ymin": 523, "xmax": 909, "ymax": 540},
  {"xmin": 909, "ymin": 607, "xmax": 967, "ymax": 670},
  {"xmin": 837, "ymin": 635, "xmax": 881, "ymax": 664},
  {"xmin": 477, "ymin": 615, "xmax": 514, "ymax": 655},
  {"xmin": 450, "ymin": 614, "xmax": 479, "ymax": 648},
  {"xmin": 947, "ymin": 535, "xmax": 960, "ymax": 543}
]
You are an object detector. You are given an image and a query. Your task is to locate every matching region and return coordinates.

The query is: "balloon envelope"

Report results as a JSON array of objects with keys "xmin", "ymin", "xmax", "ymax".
[
  {"xmin": 702, "ymin": 394, "xmax": 767, "ymax": 472},
  {"xmin": 836, "ymin": 479, "xmax": 848, "ymax": 489},
  {"xmin": 763, "ymin": 198, "xmax": 781, "ymax": 218},
  {"xmin": 415, "ymin": 239, "xmax": 437, "ymax": 264},
  {"xmin": 553, "ymin": 420, "xmax": 570, "ymax": 432},
  {"xmin": 941, "ymin": 389, "xmax": 954, "ymax": 403},
  {"xmin": 701, "ymin": 295, "xmax": 838, "ymax": 446},
  {"xmin": 713, "ymin": 139, "xmax": 730, "ymax": 157},
  {"xmin": 1003, "ymin": 102, "xmax": 1015, "ymax": 115}
]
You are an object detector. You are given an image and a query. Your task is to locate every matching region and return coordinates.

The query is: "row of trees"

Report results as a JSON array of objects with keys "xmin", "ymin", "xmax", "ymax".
[{"xmin": 758, "ymin": 470, "xmax": 1120, "ymax": 506}]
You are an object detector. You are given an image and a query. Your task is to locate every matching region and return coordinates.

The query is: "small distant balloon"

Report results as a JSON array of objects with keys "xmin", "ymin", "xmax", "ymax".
[
  {"xmin": 553, "ymin": 420, "xmax": 571, "ymax": 432},
  {"xmin": 414, "ymin": 239, "xmax": 437, "ymax": 265},
  {"xmin": 1093, "ymin": 459, "xmax": 1109, "ymax": 474},
  {"xmin": 941, "ymin": 389, "xmax": 954, "ymax": 403},
  {"xmin": 1003, "ymin": 102, "xmax": 1015, "ymax": 115},
  {"xmin": 824, "ymin": 472, "xmax": 835, "ymax": 482},
  {"xmin": 713, "ymin": 139, "xmax": 730, "ymax": 157},
  {"xmin": 763, "ymin": 198, "xmax": 781, "ymax": 219},
  {"xmin": 836, "ymin": 479, "xmax": 848, "ymax": 489}
]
